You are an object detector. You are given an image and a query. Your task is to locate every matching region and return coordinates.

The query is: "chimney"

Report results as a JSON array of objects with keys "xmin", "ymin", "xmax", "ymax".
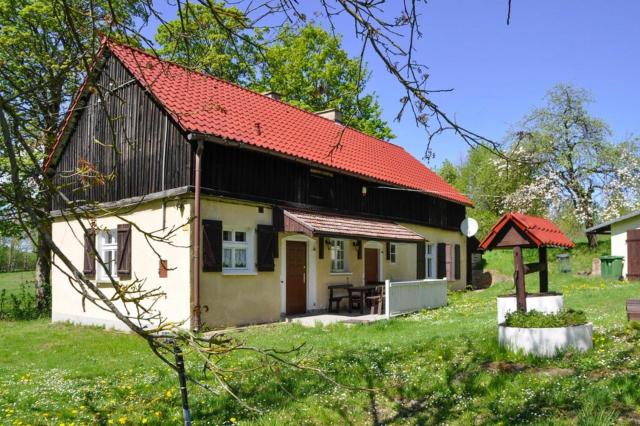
[
  {"xmin": 316, "ymin": 108, "xmax": 342, "ymax": 123},
  {"xmin": 262, "ymin": 91, "xmax": 281, "ymax": 100}
]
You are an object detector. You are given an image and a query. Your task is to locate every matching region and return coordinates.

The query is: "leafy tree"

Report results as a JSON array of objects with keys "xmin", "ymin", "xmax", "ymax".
[
  {"xmin": 0, "ymin": 0, "xmax": 146, "ymax": 309},
  {"xmin": 155, "ymin": 2, "xmax": 258, "ymax": 85},
  {"xmin": 501, "ymin": 84, "xmax": 640, "ymax": 246},
  {"xmin": 155, "ymin": 11, "xmax": 394, "ymax": 140},
  {"xmin": 437, "ymin": 159, "xmax": 460, "ymax": 186},
  {"xmin": 454, "ymin": 148, "xmax": 536, "ymax": 239}
]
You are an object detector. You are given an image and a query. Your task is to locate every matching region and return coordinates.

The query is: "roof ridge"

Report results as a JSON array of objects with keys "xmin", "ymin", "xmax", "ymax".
[{"xmin": 106, "ymin": 38, "xmax": 408, "ymax": 149}]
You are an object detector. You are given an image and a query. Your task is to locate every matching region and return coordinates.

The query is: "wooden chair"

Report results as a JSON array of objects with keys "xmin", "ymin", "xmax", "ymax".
[
  {"xmin": 348, "ymin": 293, "xmax": 363, "ymax": 313},
  {"xmin": 366, "ymin": 286, "xmax": 385, "ymax": 315},
  {"xmin": 626, "ymin": 299, "xmax": 640, "ymax": 321},
  {"xmin": 328, "ymin": 292, "xmax": 347, "ymax": 313},
  {"xmin": 328, "ymin": 284, "xmax": 351, "ymax": 313}
]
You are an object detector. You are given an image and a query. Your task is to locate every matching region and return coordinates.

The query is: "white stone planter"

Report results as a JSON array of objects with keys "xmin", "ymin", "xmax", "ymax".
[
  {"xmin": 498, "ymin": 323, "xmax": 593, "ymax": 357},
  {"xmin": 497, "ymin": 293, "xmax": 564, "ymax": 324}
]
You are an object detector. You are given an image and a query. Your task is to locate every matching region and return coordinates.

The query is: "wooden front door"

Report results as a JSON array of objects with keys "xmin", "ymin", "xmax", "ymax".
[
  {"xmin": 365, "ymin": 248, "xmax": 379, "ymax": 284},
  {"xmin": 286, "ymin": 241, "xmax": 307, "ymax": 314},
  {"xmin": 628, "ymin": 230, "xmax": 640, "ymax": 281}
]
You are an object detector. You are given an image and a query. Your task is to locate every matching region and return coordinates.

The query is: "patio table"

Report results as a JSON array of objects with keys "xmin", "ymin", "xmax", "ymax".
[
  {"xmin": 328, "ymin": 283, "xmax": 353, "ymax": 313},
  {"xmin": 348, "ymin": 285, "xmax": 383, "ymax": 314}
]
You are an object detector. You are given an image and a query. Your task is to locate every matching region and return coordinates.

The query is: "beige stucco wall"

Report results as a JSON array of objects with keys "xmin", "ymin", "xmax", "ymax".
[
  {"xmin": 611, "ymin": 215, "xmax": 640, "ymax": 278},
  {"xmin": 195, "ymin": 198, "xmax": 468, "ymax": 326},
  {"xmin": 52, "ymin": 193, "xmax": 467, "ymax": 330},
  {"xmin": 51, "ymin": 199, "xmax": 192, "ymax": 331},
  {"xmin": 400, "ymin": 223, "xmax": 467, "ymax": 291},
  {"xmin": 198, "ymin": 198, "xmax": 281, "ymax": 328}
]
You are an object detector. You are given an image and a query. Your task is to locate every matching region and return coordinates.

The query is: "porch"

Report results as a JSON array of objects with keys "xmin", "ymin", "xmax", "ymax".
[{"xmin": 286, "ymin": 278, "xmax": 448, "ymax": 327}]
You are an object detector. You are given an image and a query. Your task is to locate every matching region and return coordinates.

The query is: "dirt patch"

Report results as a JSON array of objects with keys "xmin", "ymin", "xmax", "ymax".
[
  {"xmin": 482, "ymin": 361, "xmax": 574, "ymax": 377},
  {"xmin": 588, "ymin": 368, "xmax": 632, "ymax": 380},
  {"xmin": 529, "ymin": 367, "xmax": 574, "ymax": 377},
  {"xmin": 487, "ymin": 270, "xmax": 512, "ymax": 284},
  {"xmin": 482, "ymin": 361, "xmax": 528, "ymax": 373}
]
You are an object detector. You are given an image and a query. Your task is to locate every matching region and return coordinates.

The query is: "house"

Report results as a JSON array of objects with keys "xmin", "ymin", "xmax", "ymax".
[
  {"xmin": 46, "ymin": 39, "xmax": 473, "ymax": 331},
  {"xmin": 587, "ymin": 210, "xmax": 640, "ymax": 280}
]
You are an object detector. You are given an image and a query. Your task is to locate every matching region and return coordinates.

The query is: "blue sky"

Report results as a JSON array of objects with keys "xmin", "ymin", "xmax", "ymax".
[{"xmin": 147, "ymin": 1, "xmax": 640, "ymax": 168}]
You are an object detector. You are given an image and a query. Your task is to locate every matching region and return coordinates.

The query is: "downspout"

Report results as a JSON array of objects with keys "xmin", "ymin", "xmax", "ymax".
[
  {"xmin": 193, "ymin": 140, "xmax": 204, "ymax": 331},
  {"xmin": 161, "ymin": 115, "xmax": 168, "ymax": 229}
]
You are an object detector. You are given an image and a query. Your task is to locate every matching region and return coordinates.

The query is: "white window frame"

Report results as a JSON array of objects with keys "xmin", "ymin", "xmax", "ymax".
[
  {"xmin": 426, "ymin": 243, "xmax": 436, "ymax": 279},
  {"xmin": 97, "ymin": 229, "xmax": 118, "ymax": 282},
  {"xmin": 389, "ymin": 243, "xmax": 397, "ymax": 264},
  {"xmin": 330, "ymin": 239, "xmax": 348, "ymax": 273},
  {"xmin": 222, "ymin": 229, "xmax": 254, "ymax": 274}
]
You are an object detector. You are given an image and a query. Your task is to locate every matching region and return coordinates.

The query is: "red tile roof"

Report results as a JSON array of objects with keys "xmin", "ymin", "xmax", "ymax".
[
  {"xmin": 284, "ymin": 209, "xmax": 425, "ymax": 242},
  {"xmin": 46, "ymin": 39, "xmax": 472, "ymax": 207},
  {"xmin": 480, "ymin": 212, "xmax": 575, "ymax": 250}
]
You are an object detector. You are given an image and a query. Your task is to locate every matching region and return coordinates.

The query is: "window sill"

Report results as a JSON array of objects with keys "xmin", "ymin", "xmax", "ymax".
[
  {"xmin": 330, "ymin": 272, "xmax": 352, "ymax": 276},
  {"xmin": 222, "ymin": 270, "xmax": 257, "ymax": 276},
  {"xmin": 95, "ymin": 281, "xmax": 118, "ymax": 288}
]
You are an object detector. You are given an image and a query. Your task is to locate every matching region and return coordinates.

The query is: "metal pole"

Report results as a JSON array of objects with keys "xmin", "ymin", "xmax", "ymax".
[{"xmin": 173, "ymin": 341, "xmax": 192, "ymax": 426}]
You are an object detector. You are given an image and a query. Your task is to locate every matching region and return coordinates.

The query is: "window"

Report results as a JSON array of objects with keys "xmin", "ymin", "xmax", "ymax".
[
  {"xmin": 389, "ymin": 243, "xmax": 397, "ymax": 264},
  {"xmin": 426, "ymin": 243, "xmax": 436, "ymax": 278},
  {"xmin": 223, "ymin": 229, "xmax": 251, "ymax": 272},
  {"xmin": 309, "ymin": 169, "xmax": 334, "ymax": 206},
  {"xmin": 330, "ymin": 239, "xmax": 347, "ymax": 272},
  {"xmin": 97, "ymin": 229, "xmax": 118, "ymax": 281}
]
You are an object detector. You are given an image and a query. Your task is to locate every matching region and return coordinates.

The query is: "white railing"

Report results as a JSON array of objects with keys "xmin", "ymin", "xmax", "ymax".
[{"xmin": 384, "ymin": 278, "xmax": 448, "ymax": 318}]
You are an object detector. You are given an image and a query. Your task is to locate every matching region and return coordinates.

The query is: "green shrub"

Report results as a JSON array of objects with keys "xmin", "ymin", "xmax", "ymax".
[
  {"xmin": 504, "ymin": 309, "xmax": 587, "ymax": 328},
  {"xmin": 0, "ymin": 282, "xmax": 44, "ymax": 320}
]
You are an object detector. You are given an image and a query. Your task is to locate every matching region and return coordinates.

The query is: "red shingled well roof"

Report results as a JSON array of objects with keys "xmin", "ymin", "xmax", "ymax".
[
  {"xmin": 45, "ymin": 39, "xmax": 472, "ymax": 207},
  {"xmin": 480, "ymin": 212, "xmax": 575, "ymax": 250}
]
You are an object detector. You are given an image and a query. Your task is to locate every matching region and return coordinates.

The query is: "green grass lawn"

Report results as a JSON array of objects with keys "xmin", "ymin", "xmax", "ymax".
[
  {"xmin": 2, "ymin": 244, "xmax": 640, "ymax": 425},
  {"xmin": 0, "ymin": 270, "xmax": 35, "ymax": 296}
]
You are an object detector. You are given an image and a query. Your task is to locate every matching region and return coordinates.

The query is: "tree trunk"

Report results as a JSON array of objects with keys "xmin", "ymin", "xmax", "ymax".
[
  {"xmin": 34, "ymin": 191, "xmax": 52, "ymax": 312},
  {"xmin": 584, "ymin": 215, "xmax": 598, "ymax": 248},
  {"xmin": 34, "ymin": 225, "xmax": 51, "ymax": 312}
]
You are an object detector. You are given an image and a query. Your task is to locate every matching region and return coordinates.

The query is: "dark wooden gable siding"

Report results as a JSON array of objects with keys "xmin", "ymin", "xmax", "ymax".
[
  {"xmin": 199, "ymin": 143, "xmax": 465, "ymax": 229},
  {"xmin": 51, "ymin": 52, "xmax": 465, "ymax": 229},
  {"xmin": 51, "ymin": 53, "xmax": 192, "ymax": 210}
]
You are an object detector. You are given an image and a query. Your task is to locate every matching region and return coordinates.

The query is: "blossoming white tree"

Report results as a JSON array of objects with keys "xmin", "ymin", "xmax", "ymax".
[{"xmin": 500, "ymin": 84, "xmax": 640, "ymax": 246}]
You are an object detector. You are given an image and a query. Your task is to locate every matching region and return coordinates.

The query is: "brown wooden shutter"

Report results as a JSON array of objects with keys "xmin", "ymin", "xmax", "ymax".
[
  {"xmin": 83, "ymin": 231, "xmax": 96, "ymax": 279},
  {"xmin": 437, "ymin": 243, "xmax": 447, "ymax": 279},
  {"xmin": 627, "ymin": 230, "xmax": 640, "ymax": 281},
  {"xmin": 203, "ymin": 220, "xmax": 222, "ymax": 272},
  {"xmin": 159, "ymin": 260, "xmax": 168, "ymax": 278},
  {"xmin": 386, "ymin": 242, "xmax": 391, "ymax": 261},
  {"xmin": 416, "ymin": 241, "xmax": 426, "ymax": 279},
  {"xmin": 357, "ymin": 240, "xmax": 362, "ymax": 260},
  {"xmin": 319, "ymin": 237, "xmax": 325, "ymax": 259},
  {"xmin": 454, "ymin": 244, "xmax": 461, "ymax": 280},
  {"xmin": 257, "ymin": 225, "xmax": 277, "ymax": 271},
  {"xmin": 117, "ymin": 224, "xmax": 132, "ymax": 280}
]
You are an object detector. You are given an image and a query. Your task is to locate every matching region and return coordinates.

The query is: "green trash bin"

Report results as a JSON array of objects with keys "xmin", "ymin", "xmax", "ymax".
[{"xmin": 600, "ymin": 256, "xmax": 624, "ymax": 279}]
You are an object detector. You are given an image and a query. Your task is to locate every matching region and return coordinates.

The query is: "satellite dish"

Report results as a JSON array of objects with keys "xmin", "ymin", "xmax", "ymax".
[{"xmin": 460, "ymin": 217, "xmax": 479, "ymax": 237}]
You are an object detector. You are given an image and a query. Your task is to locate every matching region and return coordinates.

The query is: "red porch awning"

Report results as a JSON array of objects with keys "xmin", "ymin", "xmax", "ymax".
[{"xmin": 283, "ymin": 209, "xmax": 425, "ymax": 242}]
